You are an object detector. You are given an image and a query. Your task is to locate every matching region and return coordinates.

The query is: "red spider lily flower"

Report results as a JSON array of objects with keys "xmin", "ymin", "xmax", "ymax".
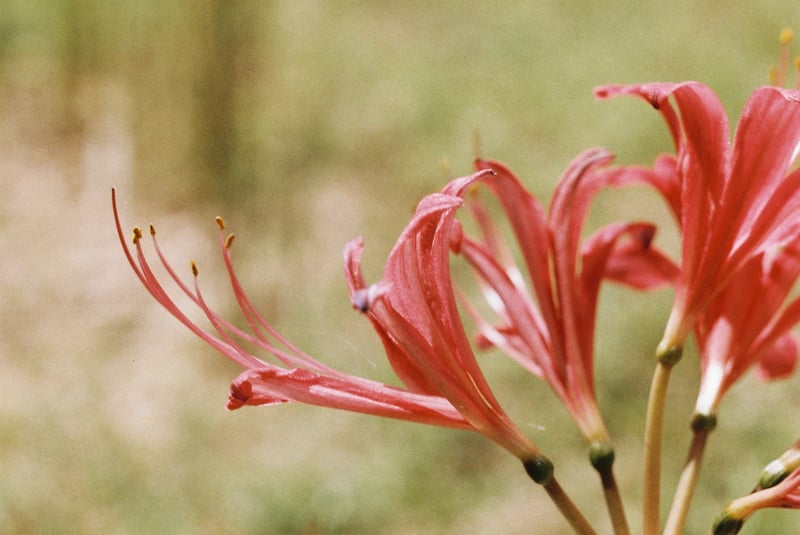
[
  {"xmin": 340, "ymin": 170, "xmax": 544, "ymax": 461},
  {"xmin": 693, "ymin": 244, "xmax": 800, "ymax": 420},
  {"xmin": 454, "ymin": 148, "xmax": 677, "ymax": 442},
  {"xmin": 595, "ymin": 82, "xmax": 800, "ymax": 359},
  {"xmin": 112, "ymin": 195, "xmax": 470, "ymax": 431},
  {"xmin": 111, "ymin": 171, "xmax": 544, "ymax": 463}
]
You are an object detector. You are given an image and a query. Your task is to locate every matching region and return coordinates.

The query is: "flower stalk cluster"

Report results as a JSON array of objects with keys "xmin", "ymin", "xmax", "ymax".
[{"xmin": 114, "ymin": 30, "xmax": 800, "ymax": 534}]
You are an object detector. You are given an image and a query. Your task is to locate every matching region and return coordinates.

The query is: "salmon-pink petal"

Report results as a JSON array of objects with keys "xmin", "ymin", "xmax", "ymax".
[
  {"xmin": 756, "ymin": 334, "xmax": 798, "ymax": 382},
  {"xmin": 228, "ymin": 367, "xmax": 472, "ymax": 429},
  {"xmin": 726, "ymin": 87, "xmax": 800, "ymax": 222},
  {"xmin": 595, "ymin": 83, "xmax": 686, "ymax": 149},
  {"xmin": 377, "ymin": 185, "xmax": 504, "ymax": 409},
  {"xmin": 599, "ymin": 80, "xmax": 800, "ymax": 365},
  {"xmin": 114, "ymin": 183, "xmax": 531, "ymax": 453},
  {"xmin": 735, "ymin": 166, "xmax": 800, "ymax": 259},
  {"xmin": 344, "ymin": 237, "xmax": 443, "ymax": 395},
  {"xmin": 695, "ymin": 245, "xmax": 800, "ymax": 414},
  {"xmin": 596, "ymin": 82, "xmax": 728, "ymax": 271},
  {"xmin": 596, "ymin": 155, "xmax": 681, "ymax": 222},
  {"xmin": 458, "ymin": 234, "xmax": 560, "ymax": 386},
  {"xmin": 760, "ymin": 293, "xmax": 800, "ymax": 359},
  {"xmin": 582, "ymin": 223, "xmax": 678, "ymax": 294},
  {"xmin": 461, "ymin": 150, "xmax": 670, "ymax": 441},
  {"xmin": 549, "ymin": 148, "xmax": 617, "ymax": 263},
  {"xmin": 595, "ymin": 82, "xmax": 730, "ymax": 203},
  {"xmin": 343, "ymin": 237, "xmax": 368, "ymax": 295},
  {"xmin": 351, "ymin": 169, "xmax": 540, "ymax": 458},
  {"xmin": 474, "ymin": 159, "xmax": 557, "ymax": 339},
  {"xmin": 716, "ymin": 246, "xmax": 800, "ymax": 358},
  {"xmin": 549, "ymin": 148, "xmax": 617, "ymax": 379}
]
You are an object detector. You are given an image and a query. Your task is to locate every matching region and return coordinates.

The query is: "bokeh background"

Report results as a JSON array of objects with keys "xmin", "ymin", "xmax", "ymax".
[{"xmin": 3, "ymin": 1, "xmax": 800, "ymax": 534}]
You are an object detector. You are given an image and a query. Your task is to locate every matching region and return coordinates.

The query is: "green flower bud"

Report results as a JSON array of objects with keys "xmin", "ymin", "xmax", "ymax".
[{"xmin": 522, "ymin": 455, "xmax": 554, "ymax": 485}]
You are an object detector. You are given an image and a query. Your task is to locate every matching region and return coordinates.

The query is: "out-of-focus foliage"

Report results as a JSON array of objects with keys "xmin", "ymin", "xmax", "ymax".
[{"xmin": 1, "ymin": 1, "xmax": 799, "ymax": 533}]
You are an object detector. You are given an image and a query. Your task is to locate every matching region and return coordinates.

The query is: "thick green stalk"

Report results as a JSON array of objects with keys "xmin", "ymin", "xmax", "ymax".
[
  {"xmin": 642, "ymin": 359, "xmax": 675, "ymax": 535},
  {"xmin": 523, "ymin": 457, "xmax": 597, "ymax": 535},
  {"xmin": 590, "ymin": 441, "xmax": 630, "ymax": 535},
  {"xmin": 663, "ymin": 415, "xmax": 715, "ymax": 535},
  {"xmin": 543, "ymin": 477, "xmax": 598, "ymax": 535},
  {"xmin": 599, "ymin": 466, "xmax": 630, "ymax": 535}
]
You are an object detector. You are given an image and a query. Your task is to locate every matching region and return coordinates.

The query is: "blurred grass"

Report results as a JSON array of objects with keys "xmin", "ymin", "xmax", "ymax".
[{"xmin": 2, "ymin": 1, "xmax": 800, "ymax": 533}]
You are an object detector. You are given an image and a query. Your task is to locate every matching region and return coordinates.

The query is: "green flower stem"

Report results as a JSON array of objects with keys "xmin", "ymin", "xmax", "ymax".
[
  {"xmin": 598, "ymin": 465, "xmax": 631, "ymax": 535},
  {"xmin": 523, "ymin": 457, "xmax": 597, "ymax": 535},
  {"xmin": 642, "ymin": 360, "xmax": 675, "ymax": 535},
  {"xmin": 663, "ymin": 417, "xmax": 714, "ymax": 535},
  {"xmin": 542, "ymin": 477, "xmax": 599, "ymax": 535},
  {"xmin": 590, "ymin": 441, "xmax": 630, "ymax": 535}
]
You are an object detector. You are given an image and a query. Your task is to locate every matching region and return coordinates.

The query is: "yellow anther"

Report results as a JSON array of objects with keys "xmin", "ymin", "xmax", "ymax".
[
  {"xmin": 132, "ymin": 226, "xmax": 143, "ymax": 244},
  {"xmin": 216, "ymin": 216, "xmax": 225, "ymax": 231},
  {"xmin": 191, "ymin": 261, "xmax": 199, "ymax": 276},
  {"xmin": 780, "ymin": 28, "xmax": 794, "ymax": 45},
  {"xmin": 225, "ymin": 234, "xmax": 236, "ymax": 249}
]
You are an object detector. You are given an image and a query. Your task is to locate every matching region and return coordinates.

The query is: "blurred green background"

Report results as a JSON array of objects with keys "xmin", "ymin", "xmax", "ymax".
[{"xmin": 3, "ymin": 1, "xmax": 800, "ymax": 533}]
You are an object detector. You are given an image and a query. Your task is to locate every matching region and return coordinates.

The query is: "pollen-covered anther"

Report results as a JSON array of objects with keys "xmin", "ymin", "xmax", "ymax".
[
  {"xmin": 781, "ymin": 28, "xmax": 794, "ymax": 46},
  {"xmin": 191, "ymin": 261, "xmax": 199, "ymax": 277},
  {"xmin": 225, "ymin": 234, "xmax": 235, "ymax": 249},
  {"xmin": 215, "ymin": 216, "xmax": 225, "ymax": 231},
  {"xmin": 132, "ymin": 226, "xmax": 143, "ymax": 244}
]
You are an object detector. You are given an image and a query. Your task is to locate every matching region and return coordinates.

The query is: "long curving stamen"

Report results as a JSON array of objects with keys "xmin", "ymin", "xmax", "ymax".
[
  {"xmin": 771, "ymin": 28, "xmax": 794, "ymax": 87},
  {"xmin": 213, "ymin": 218, "xmax": 341, "ymax": 376}
]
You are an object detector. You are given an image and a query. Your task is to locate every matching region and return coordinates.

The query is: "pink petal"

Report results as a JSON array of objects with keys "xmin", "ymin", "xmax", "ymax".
[
  {"xmin": 756, "ymin": 334, "xmax": 798, "ymax": 381},
  {"xmin": 727, "ymin": 87, "xmax": 800, "ymax": 223},
  {"xmin": 474, "ymin": 158, "xmax": 556, "ymax": 336},
  {"xmin": 228, "ymin": 367, "xmax": 472, "ymax": 429},
  {"xmin": 582, "ymin": 222, "xmax": 678, "ymax": 293}
]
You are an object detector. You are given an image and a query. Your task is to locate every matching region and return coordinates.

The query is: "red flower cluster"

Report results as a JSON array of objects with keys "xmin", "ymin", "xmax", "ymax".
[{"xmin": 115, "ymin": 76, "xmax": 800, "ymax": 533}]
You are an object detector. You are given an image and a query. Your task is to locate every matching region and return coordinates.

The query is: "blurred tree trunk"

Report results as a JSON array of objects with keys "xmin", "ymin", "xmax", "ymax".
[{"xmin": 194, "ymin": 0, "xmax": 272, "ymax": 210}]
